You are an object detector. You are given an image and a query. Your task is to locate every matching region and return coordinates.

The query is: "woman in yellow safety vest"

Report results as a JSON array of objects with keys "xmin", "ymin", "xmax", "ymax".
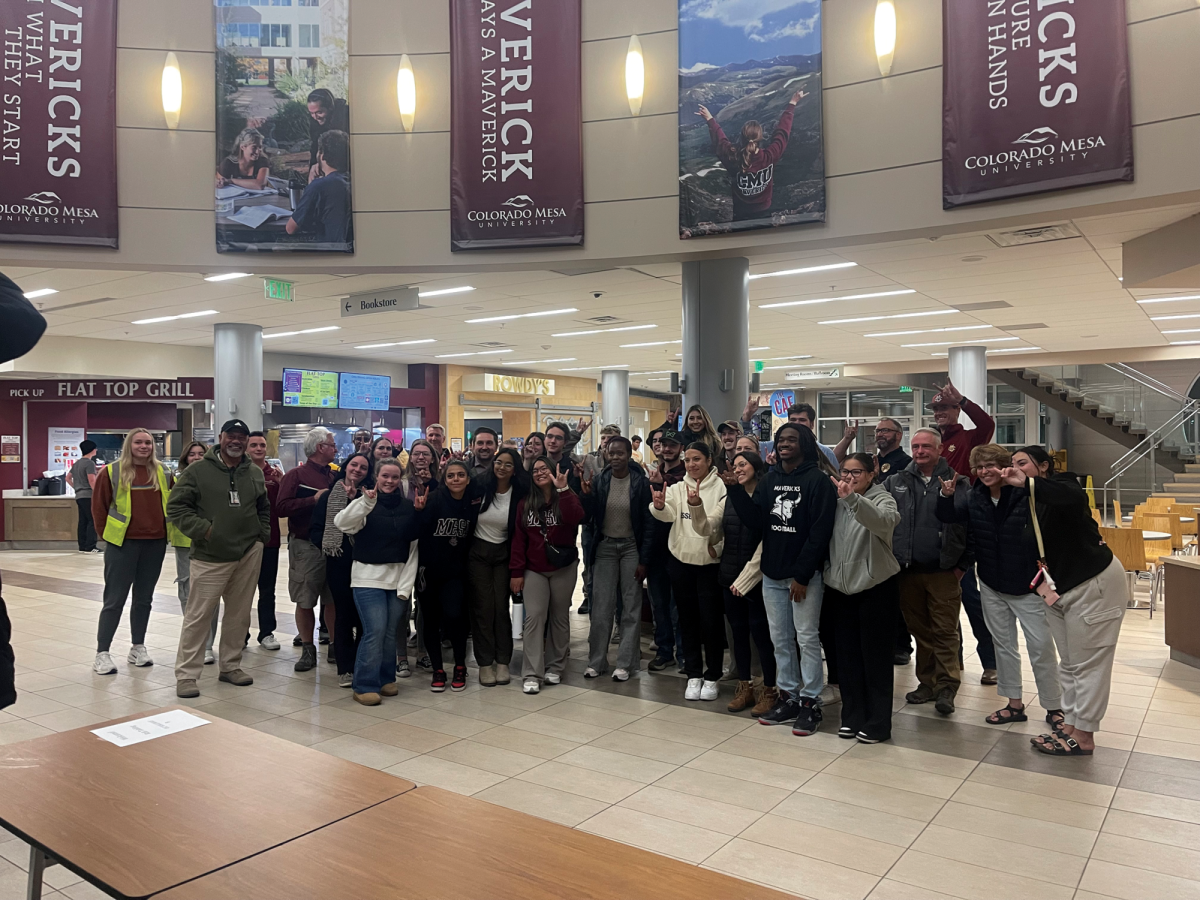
[{"xmin": 90, "ymin": 429, "xmax": 177, "ymax": 676}]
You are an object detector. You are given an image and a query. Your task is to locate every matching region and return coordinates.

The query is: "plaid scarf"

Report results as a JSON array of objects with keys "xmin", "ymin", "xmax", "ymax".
[{"xmin": 321, "ymin": 481, "xmax": 351, "ymax": 557}]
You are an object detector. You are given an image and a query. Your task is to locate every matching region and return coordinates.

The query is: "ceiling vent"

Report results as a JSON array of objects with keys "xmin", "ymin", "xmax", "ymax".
[
  {"xmin": 474, "ymin": 341, "xmax": 511, "ymax": 348},
  {"xmin": 954, "ymin": 300, "xmax": 1013, "ymax": 311},
  {"xmin": 583, "ymin": 315, "xmax": 628, "ymax": 325},
  {"xmin": 999, "ymin": 323, "xmax": 1049, "ymax": 331},
  {"xmin": 986, "ymin": 223, "xmax": 1081, "ymax": 247}
]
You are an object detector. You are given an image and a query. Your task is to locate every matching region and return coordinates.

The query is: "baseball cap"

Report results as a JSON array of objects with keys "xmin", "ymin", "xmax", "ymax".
[
  {"xmin": 928, "ymin": 392, "xmax": 960, "ymax": 409},
  {"xmin": 219, "ymin": 419, "xmax": 251, "ymax": 435},
  {"xmin": 659, "ymin": 430, "xmax": 685, "ymax": 445},
  {"xmin": 717, "ymin": 419, "xmax": 741, "ymax": 434}
]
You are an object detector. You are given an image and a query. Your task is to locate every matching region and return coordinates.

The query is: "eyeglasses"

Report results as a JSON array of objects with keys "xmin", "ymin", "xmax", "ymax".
[
  {"xmin": 974, "ymin": 463, "xmax": 1002, "ymax": 472},
  {"xmin": 874, "ymin": 427, "xmax": 900, "ymax": 435},
  {"xmin": 839, "ymin": 468, "xmax": 870, "ymax": 477}
]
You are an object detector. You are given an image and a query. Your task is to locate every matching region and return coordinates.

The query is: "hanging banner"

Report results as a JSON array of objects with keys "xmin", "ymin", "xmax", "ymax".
[
  {"xmin": 942, "ymin": 0, "xmax": 1133, "ymax": 209},
  {"xmin": 213, "ymin": 0, "xmax": 353, "ymax": 253},
  {"xmin": 449, "ymin": 0, "xmax": 583, "ymax": 251},
  {"xmin": 678, "ymin": 0, "xmax": 826, "ymax": 238},
  {"xmin": 0, "ymin": 0, "xmax": 119, "ymax": 247}
]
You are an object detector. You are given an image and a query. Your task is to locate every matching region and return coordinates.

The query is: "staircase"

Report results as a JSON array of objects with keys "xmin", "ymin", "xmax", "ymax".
[{"xmin": 1160, "ymin": 464, "xmax": 1200, "ymax": 504}]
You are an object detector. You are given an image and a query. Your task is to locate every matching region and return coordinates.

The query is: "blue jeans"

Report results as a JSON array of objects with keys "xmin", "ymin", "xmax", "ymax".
[
  {"xmin": 761, "ymin": 571, "xmax": 825, "ymax": 699},
  {"xmin": 352, "ymin": 587, "xmax": 401, "ymax": 694},
  {"xmin": 647, "ymin": 558, "xmax": 678, "ymax": 659}
]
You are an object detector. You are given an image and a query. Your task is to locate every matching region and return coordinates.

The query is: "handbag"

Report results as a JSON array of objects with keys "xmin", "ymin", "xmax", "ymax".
[
  {"xmin": 1027, "ymin": 479, "xmax": 1061, "ymax": 606},
  {"xmin": 539, "ymin": 508, "xmax": 578, "ymax": 569}
]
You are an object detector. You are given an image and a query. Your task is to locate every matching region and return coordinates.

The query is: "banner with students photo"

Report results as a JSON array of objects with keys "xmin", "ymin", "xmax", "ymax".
[
  {"xmin": 213, "ymin": 0, "xmax": 353, "ymax": 253},
  {"xmin": 677, "ymin": 0, "xmax": 826, "ymax": 238},
  {"xmin": 0, "ymin": 0, "xmax": 119, "ymax": 248}
]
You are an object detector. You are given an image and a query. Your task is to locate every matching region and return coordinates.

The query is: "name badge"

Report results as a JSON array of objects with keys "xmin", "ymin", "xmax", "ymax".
[{"xmin": 229, "ymin": 490, "xmax": 241, "ymax": 507}]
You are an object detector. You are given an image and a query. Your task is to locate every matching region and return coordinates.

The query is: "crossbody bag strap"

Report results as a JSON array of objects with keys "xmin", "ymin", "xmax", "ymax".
[{"xmin": 1028, "ymin": 478, "xmax": 1046, "ymax": 559}]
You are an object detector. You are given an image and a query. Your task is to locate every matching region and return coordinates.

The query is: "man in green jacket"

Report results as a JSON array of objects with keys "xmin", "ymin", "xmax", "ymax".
[{"xmin": 167, "ymin": 420, "xmax": 270, "ymax": 698}]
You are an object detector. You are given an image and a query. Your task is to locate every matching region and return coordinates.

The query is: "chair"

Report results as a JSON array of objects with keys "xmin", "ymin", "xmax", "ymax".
[
  {"xmin": 1147, "ymin": 497, "xmax": 1176, "ymax": 511},
  {"xmin": 1142, "ymin": 513, "xmax": 1184, "ymax": 554},
  {"xmin": 1167, "ymin": 504, "xmax": 1198, "ymax": 545},
  {"xmin": 1113, "ymin": 499, "xmax": 1123, "ymax": 527},
  {"xmin": 1101, "ymin": 526, "xmax": 1163, "ymax": 614},
  {"xmin": 1091, "ymin": 508, "xmax": 1102, "ymax": 525}
]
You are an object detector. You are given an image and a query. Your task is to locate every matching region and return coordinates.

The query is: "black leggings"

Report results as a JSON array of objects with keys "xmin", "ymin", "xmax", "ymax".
[
  {"xmin": 724, "ymin": 584, "xmax": 776, "ymax": 687},
  {"xmin": 326, "ymin": 552, "xmax": 360, "ymax": 676},
  {"xmin": 421, "ymin": 575, "xmax": 469, "ymax": 672},
  {"xmin": 668, "ymin": 557, "xmax": 725, "ymax": 681},
  {"xmin": 831, "ymin": 577, "xmax": 899, "ymax": 740}
]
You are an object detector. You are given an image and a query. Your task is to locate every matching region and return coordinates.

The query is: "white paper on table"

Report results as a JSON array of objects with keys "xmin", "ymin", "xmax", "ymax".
[
  {"xmin": 228, "ymin": 204, "xmax": 292, "ymax": 229},
  {"xmin": 91, "ymin": 709, "xmax": 210, "ymax": 748},
  {"xmin": 215, "ymin": 185, "xmax": 278, "ymax": 200}
]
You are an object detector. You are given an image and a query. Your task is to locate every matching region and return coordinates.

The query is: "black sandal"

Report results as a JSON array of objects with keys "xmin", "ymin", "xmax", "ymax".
[
  {"xmin": 1032, "ymin": 732, "xmax": 1093, "ymax": 756},
  {"xmin": 1045, "ymin": 709, "xmax": 1065, "ymax": 728},
  {"xmin": 985, "ymin": 703, "xmax": 1028, "ymax": 725}
]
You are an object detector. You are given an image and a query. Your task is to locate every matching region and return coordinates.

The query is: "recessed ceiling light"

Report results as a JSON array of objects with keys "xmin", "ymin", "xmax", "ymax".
[
  {"xmin": 262, "ymin": 326, "xmax": 340, "ymax": 339},
  {"xmin": 1151, "ymin": 314, "xmax": 1200, "ymax": 321},
  {"xmin": 631, "ymin": 370, "xmax": 676, "ymax": 375},
  {"xmin": 645, "ymin": 378, "xmax": 671, "ymax": 382},
  {"xmin": 748, "ymin": 346, "xmax": 770, "ymax": 351},
  {"xmin": 1170, "ymin": 340, "xmax": 1200, "ymax": 346},
  {"xmin": 203, "ymin": 273, "xmax": 252, "ymax": 283},
  {"xmin": 132, "ymin": 310, "xmax": 219, "ymax": 325},
  {"xmin": 748, "ymin": 262, "xmax": 857, "ymax": 280},
  {"xmin": 559, "ymin": 365, "xmax": 629, "ymax": 371},
  {"xmin": 1160, "ymin": 329, "xmax": 1200, "ymax": 335},
  {"xmin": 619, "ymin": 340, "xmax": 682, "ymax": 348},
  {"xmin": 22, "ymin": 288, "xmax": 58, "ymax": 300},
  {"xmin": 865, "ymin": 325, "xmax": 991, "ymax": 338},
  {"xmin": 902, "ymin": 337, "xmax": 1019, "ymax": 348},
  {"xmin": 759, "ymin": 289, "xmax": 917, "ymax": 310},
  {"xmin": 465, "ymin": 308, "xmax": 578, "ymax": 324},
  {"xmin": 552, "ymin": 324, "xmax": 657, "ymax": 337},
  {"xmin": 1138, "ymin": 294, "xmax": 1200, "ymax": 305},
  {"xmin": 820, "ymin": 309, "xmax": 959, "ymax": 325},
  {"xmin": 760, "ymin": 355, "xmax": 814, "ymax": 362},
  {"xmin": 435, "ymin": 349, "xmax": 514, "ymax": 358},
  {"xmin": 355, "ymin": 339, "xmax": 438, "ymax": 349},
  {"xmin": 419, "ymin": 286, "xmax": 475, "ymax": 298},
  {"xmin": 501, "ymin": 358, "xmax": 577, "ymax": 366}
]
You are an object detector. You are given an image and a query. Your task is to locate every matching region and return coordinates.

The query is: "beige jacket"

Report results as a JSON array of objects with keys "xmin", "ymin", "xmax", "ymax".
[{"xmin": 649, "ymin": 468, "xmax": 725, "ymax": 566}]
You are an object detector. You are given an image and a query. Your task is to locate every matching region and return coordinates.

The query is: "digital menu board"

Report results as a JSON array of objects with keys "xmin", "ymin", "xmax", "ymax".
[
  {"xmin": 282, "ymin": 368, "xmax": 339, "ymax": 408},
  {"xmin": 339, "ymin": 373, "xmax": 392, "ymax": 410}
]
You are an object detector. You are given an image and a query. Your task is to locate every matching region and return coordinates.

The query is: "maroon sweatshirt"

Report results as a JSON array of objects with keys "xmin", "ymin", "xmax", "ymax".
[
  {"xmin": 939, "ymin": 397, "xmax": 996, "ymax": 480},
  {"xmin": 510, "ymin": 490, "xmax": 585, "ymax": 577},
  {"xmin": 708, "ymin": 102, "xmax": 796, "ymax": 218}
]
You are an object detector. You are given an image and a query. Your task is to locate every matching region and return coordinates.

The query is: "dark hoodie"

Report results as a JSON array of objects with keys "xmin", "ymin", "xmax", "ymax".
[
  {"xmin": 728, "ymin": 459, "xmax": 837, "ymax": 585},
  {"xmin": 1028, "ymin": 472, "xmax": 1114, "ymax": 594},
  {"xmin": 166, "ymin": 446, "xmax": 269, "ymax": 563},
  {"xmin": 410, "ymin": 488, "xmax": 477, "ymax": 576}
]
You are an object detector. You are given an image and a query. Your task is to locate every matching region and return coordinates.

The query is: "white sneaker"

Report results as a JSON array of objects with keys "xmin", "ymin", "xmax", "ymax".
[
  {"xmin": 259, "ymin": 634, "xmax": 280, "ymax": 651},
  {"xmin": 684, "ymin": 678, "xmax": 703, "ymax": 701},
  {"xmin": 93, "ymin": 651, "xmax": 117, "ymax": 675},
  {"xmin": 396, "ymin": 658, "xmax": 411, "ymax": 679},
  {"xmin": 126, "ymin": 645, "xmax": 153, "ymax": 668},
  {"xmin": 700, "ymin": 679, "xmax": 719, "ymax": 701},
  {"xmin": 544, "ymin": 672, "xmax": 561, "ymax": 685},
  {"xmin": 584, "ymin": 667, "xmax": 600, "ymax": 679},
  {"xmin": 204, "ymin": 649, "xmax": 215, "ymax": 665},
  {"xmin": 338, "ymin": 672, "xmax": 353, "ymax": 688},
  {"xmin": 522, "ymin": 678, "xmax": 540, "ymax": 694},
  {"xmin": 612, "ymin": 668, "xmax": 629, "ymax": 682}
]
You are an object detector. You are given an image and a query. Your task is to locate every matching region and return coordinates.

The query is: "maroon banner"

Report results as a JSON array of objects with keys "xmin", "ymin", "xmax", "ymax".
[
  {"xmin": 449, "ymin": 0, "xmax": 583, "ymax": 251},
  {"xmin": 3, "ymin": 378, "xmax": 213, "ymax": 401},
  {"xmin": 942, "ymin": 0, "xmax": 1132, "ymax": 209},
  {"xmin": 0, "ymin": 0, "xmax": 118, "ymax": 246}
]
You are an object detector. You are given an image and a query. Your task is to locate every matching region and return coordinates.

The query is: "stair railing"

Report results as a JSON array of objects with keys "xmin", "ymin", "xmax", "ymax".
[{"xmin": 1102, "ymin": 399, "xmax": 1200, "ymax": 520}]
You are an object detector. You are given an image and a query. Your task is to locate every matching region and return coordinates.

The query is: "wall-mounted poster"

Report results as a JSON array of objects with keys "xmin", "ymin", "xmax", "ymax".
[
  {"xmin": 449, "ymin": 0, "xmax": 584, "ymax": 251},
  {"xmin": 678, "ymin": 0, "xmax": 825, "ymax": 238},
  {"xmin": 943, "ymin": 0, "xmax": 1133, "ymax": 208},
  {"xmin": 213, "ymin": 0, "xmax": 353, "ymax": 253},
  {"xmin": 0, "ymin": 0, "xmax": 119, "ymax": 247},
  {"xmin": 48, "ymin": 427, "xmax": 85, "ymax": 474}
]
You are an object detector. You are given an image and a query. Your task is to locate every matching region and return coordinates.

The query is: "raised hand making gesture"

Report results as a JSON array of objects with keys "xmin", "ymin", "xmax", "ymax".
[
  {"xmin": 552, "ymin": 465, "xmax": 570, "ymax": 492},
  {"xmin": 999, "ymin": 466, "xmax": 1028, "ymax": 488},
  {"xmin": 685, "ymin": 482, "xmax": 702, "ymax": 507},
  {"xmin": 939, "ymin": 475, "xmax": 957, "ymax": 497},
  {"xmin": 934, "ymin": 378, "xmax": 964, "ymax": 405},
  {"xmin": 363, "ymin": 487, "xmax": 377, "ymax": 501},
  {"xmin": 651, "ymin": 481, "xmax": 666, "ymax": 510},
  {"xmin": 831, "ymin": 474, "xmax": 853, "ymax": 500},
  {"xmin": 413, "ymin": 486, "xmax": 429, "ymax": 510}
]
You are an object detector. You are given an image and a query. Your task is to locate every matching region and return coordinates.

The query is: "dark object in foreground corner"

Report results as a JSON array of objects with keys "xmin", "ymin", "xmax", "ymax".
[{"xmin": 0, "ymin": 574, "xmax": 13, "ymax": 710}]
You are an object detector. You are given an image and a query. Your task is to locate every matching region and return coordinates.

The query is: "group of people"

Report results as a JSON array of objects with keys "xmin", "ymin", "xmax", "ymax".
[{"xmin": 83, "ymin": 384, "xmax": 1126, "ymax": 754}]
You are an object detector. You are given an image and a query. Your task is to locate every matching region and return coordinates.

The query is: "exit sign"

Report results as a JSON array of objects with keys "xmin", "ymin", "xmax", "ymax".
[
  {"xmin": 899, "ymin": 385, "xmax": 913, "ymax": 393},
  {"xmin": 754, "ymin": 360, "xmax": 764, "ymax": 373},
  {"xmin": 264, "ymin": 279, "xmax": 294, "ymax": 302}
]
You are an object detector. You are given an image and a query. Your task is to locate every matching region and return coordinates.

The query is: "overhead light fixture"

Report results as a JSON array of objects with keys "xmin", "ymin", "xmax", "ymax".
[
  {"xmin": 132, "ymin": 310, "xmax": 219, "ymax": 325},
  {"xmin": 1160, "ymin": 329, "xmax": 1200, "ymax": 335},
  {"xmin": 875, "ymin": 1, "xmax": 897, "ymax": 76},
  {"xmin": 865, "ymin": 325, "xmax": 991, "ymax": 338},
  {"xmin": 1170, "ymin": 340, "xmax": 1200, "ymax": 346},
  {"xmin": 465, "ymin": 307, "xmax": 577, "ymax": 324},
  {"xmin": 162, "ymin": 51, "xmax": 182, "ymax": 129},
  {"xmin": 502, "ymin": 358, "xmax": 576, "ymax": 366},
  {"xmin": 626, "ymin": 35, "xmax": 644, "ymax": 116},
  {"xmin": 631, "ymin": 370, "xmax": 676, "ymax": 375},
  {"xmin": 760, "ymin": 355, "xmax": 813, "ymax": 362},
  {"xmin": 619, "ymin": 340, "xmax": 682, "ymax": 348},
  {"xmin": 22, "ymin": 288, "xmax": 57, "ymax": 300},
  {"xmin": 262, "ymin": 326, "xmax": 340, "ymax": 339},
  {"xmin": 749, "ymin": 262, "xmax": 857, "ymax": 281},
  {"xmin": 434, "ymin": 349, "xmax": 514, "ymax": 358},
  {"xmin": 759, "ymin": 289, "xmax": 916, "ymax": 309},
  {"xmin": 552, "ymin": 324, "xmax": 657, "ymax": 337},
  {"xmin": 901, "ymin": 337, "xmax": 1019, "ymax": 348},
  {"xmin": 1151, "ymin": 314, "xmax": 1200, "ymax": 321},
  {"xmin": 419, "ymin": 286, "xmax": 474, "ymax": 298},
  {"xmin": 204, "ymin": 273, "xmax": 252, "ymax": 283},
  {"xmin": 397, "ymin": 54, "xmax": 416, "ymax": 132},
  {"xmin": 559, "ymin": 365, "xmax": 629, "ymax": 371},
  {"xmin": 355, "ymin": 339, "xmax": 437, "ymax": 349},
  {"xmin": 748, "ymin": 346, "xmax": 770, "ymax": 352},
  {"xmin": 1138, "ymin": 294, "xmax": 1200, "ymax": 305},
  {"xmin": 820, "ymin": 309, "xmax": 959, "ymax": 325}
]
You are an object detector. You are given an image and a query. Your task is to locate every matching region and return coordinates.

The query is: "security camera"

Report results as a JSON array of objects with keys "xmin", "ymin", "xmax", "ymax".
[{"xmin": 592, "ymin": 291, "xmax": 605, "ymax": 299}]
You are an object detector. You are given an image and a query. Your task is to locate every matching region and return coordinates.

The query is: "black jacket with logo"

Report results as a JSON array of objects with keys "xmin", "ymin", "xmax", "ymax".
[
  {"xmin": 728, "ymin": 460, "xmax": 837, "ymax": 585},
  {"xmin": 885, "ymin": 459, "xmax": 970, "ymax": 572},
  {"xmin": 875, "ymin": 446, "xmax": 912, "ymax": 484}
]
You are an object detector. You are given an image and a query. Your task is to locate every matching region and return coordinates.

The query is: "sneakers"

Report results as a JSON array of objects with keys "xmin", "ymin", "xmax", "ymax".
[
  {"xmin": 751, "ymin": 685, "xmax": 779, "ymax": 717},
  {"xmin": 416, "ymin": 654, "xmax": 433, "ymax": 671},
  {"xmin": 175, "ymin": 679, "xmax": 199, "ymax": 698},
  {"xmin": 792, "ymin": 698, "xmax": 823, "ymax": 736},
  {"xmin": 218, "ymin": 669, "xmax": 254, "ymax": 687},
  {"xmin": 935, "ymin": 687, "xmax": 956, "ymax": 716},
  {"xmin": 495, "ymin": 664, "xmax": 511, "ymax": 685},
  {"xmin": 127, "ymin": 645, "xmax": 153, "ymax": 668},
  {"xmin": 259, "ymin": 634, "xmax": 280, "ymax": 651},
  {"xmin": 838, "ymin": 726, "xmax": 857, "ymax": 740},
  {"xmin": 584, "ymin": 667, "xmax": 601, "ymax": 679},
  {"xmin": 544, "ymin": 672, "xmax": 561, "ymax": 685},
  {"xmin": 93, "ymin": 652, "xmax": 117, "ymax": 675},
  {"xmin": 479, "ymin": 664, "xmax": 496, "ymax": 686},
  {"xmin": 905, "ymin": 685, "xmax": 935, "ymax": 704},
  {"xmin": 293, "ymin": 634, "xmax": 303, "ymax": 647},
  {"xmin": 338, "ymin": 672, "xmax": 353, "ymax": 688},
  {"xmin": 354, "ymin": 692, "xmax": 381, "ymax": 706},
  {"xmin": 318, "ymin": 627, "xmax": 330, "ymax": 645},
  {"xmin": 856, "ymin": 731, "xmax": 885, "ymax": 744},
  {"xmin": 758, "ymin": 695, "xmax": 801, "ymax": 726},
  {"xmin": 203, "ymin": 649, "xmax": 215, "ymax": 666},
  {"xmin": 431, "ymin": 670, "xmax": 448, "ymax": 692},
  {"xmin": 381, "ymin": 682, "xmax": 399, "ymax": 697},
  {"xmin": 522, "ymin": 678, "xmax": 540, "ymax": 694},
  {"xmin": 396, "ymin": 658, "xmax": 411, "ymax": 679},
  {"xmin": 728, "ymin": 681, "xmax": 755, "ymax": 712},
  {"xmin": 294, "ymin": 644, "xmax": 317, "ymax": 672},
  {"xmin": 684, "ymin": 678, "xmax": 703, "ymax": 701},
  {"xmin": 612, "ymin": 668, "xmax": 630, "ymax": 682},
  {"xmin": 451, "ymin": 665, "xmax": 468, "ymax": 692},
  {"xmin": 700, "ymin": 680, "xmax": 719, "ymax": 701},
  {"xmin": 647, "ymin": 654, "xmax": 675, "ymax": 673}
]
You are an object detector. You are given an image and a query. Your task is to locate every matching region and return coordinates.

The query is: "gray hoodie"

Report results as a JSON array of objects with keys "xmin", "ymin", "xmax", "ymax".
[{"xmin": 823, "ymin": 484, "xmax": 901, "ymax": 595}]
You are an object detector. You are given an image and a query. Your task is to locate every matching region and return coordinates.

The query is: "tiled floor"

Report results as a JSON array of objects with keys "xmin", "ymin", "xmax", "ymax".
[{"xmin": 3, "ymin": 549, "xmax": 1200, "ymax": 900}]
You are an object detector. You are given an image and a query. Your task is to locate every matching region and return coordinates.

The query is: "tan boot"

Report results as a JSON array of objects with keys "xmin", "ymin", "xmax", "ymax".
[
  {"xmin": 479, "ymin": 664, "xmax": 497, "ymax": 687},
  {"xmin": 494, "ymin": 663, "xmax": 511, "ymax": 685},
  {"xmin": 728, "ymin": 680, "xmax": 755, "ymax": 712},
  {"xmin": 751, "ymin": 685, "xmax": 779, "ymax": 717}
]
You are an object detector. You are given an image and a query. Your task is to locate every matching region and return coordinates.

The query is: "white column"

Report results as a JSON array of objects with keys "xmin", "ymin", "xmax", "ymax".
[
  {"xmin": 213, "ymin": 323, "xmax": 264, "ymax": 432},
  {"xmin": 601, "ymin": 369, "xmax": 630, "ymax": 434},
  {"xmin": 681, "ymin": 258, "xmax": 750, "ymax": 424},
  {"xmin": 948, "ymin": 345, "xmax": 988, "ymax": 432}
]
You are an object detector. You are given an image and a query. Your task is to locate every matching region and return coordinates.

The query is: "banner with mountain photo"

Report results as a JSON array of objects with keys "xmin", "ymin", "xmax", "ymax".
[
  {"xmin": 942, "ymin": 0, "xmax": 1132, "ymax": 209},
  {"xmin": 213, "ymin": 0, "xmax": 353, "ymax": 253},
  {"xmin": 678, "ymin": 0, "xmax": 825, "ymax": 238}
]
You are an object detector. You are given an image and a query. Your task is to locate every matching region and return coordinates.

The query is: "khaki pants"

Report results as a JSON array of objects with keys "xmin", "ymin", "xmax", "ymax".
[
  {"xmin": 1045, "ymin": 557, "xmax": 1126, "ymax": 733},
  {"xmin": 521, "ymin": 563, "xmax": 577, "ymax": 682},
  {"xmin": 175, "ymin": 543, "xmax": 263, "ymax": 683},
  {"xmin": 899, "ymin": 569, "xmax": 962, "ymax": 693}
]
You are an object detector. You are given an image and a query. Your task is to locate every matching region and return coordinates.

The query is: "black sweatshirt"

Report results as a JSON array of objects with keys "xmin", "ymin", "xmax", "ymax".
[
  {"xmin": 728, "ymin": 459, "xmax": 837, "ymax": 585},
  {"xmin": 1028, "ymin": 473, "xmax": 1114, "ymax": 594},
  {"xmin": 408, "ymin": 489, "xmax": 477, "ymax": 578}
]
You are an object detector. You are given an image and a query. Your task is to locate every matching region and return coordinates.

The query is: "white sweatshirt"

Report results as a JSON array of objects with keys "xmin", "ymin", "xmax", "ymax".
[
  {"xmin": 333, "ymin": 493, "xmax": 420, "ymax": 595},
  {"xmin": 649, "ymin": 468, "xmax": 725, "ymax": 566}
]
